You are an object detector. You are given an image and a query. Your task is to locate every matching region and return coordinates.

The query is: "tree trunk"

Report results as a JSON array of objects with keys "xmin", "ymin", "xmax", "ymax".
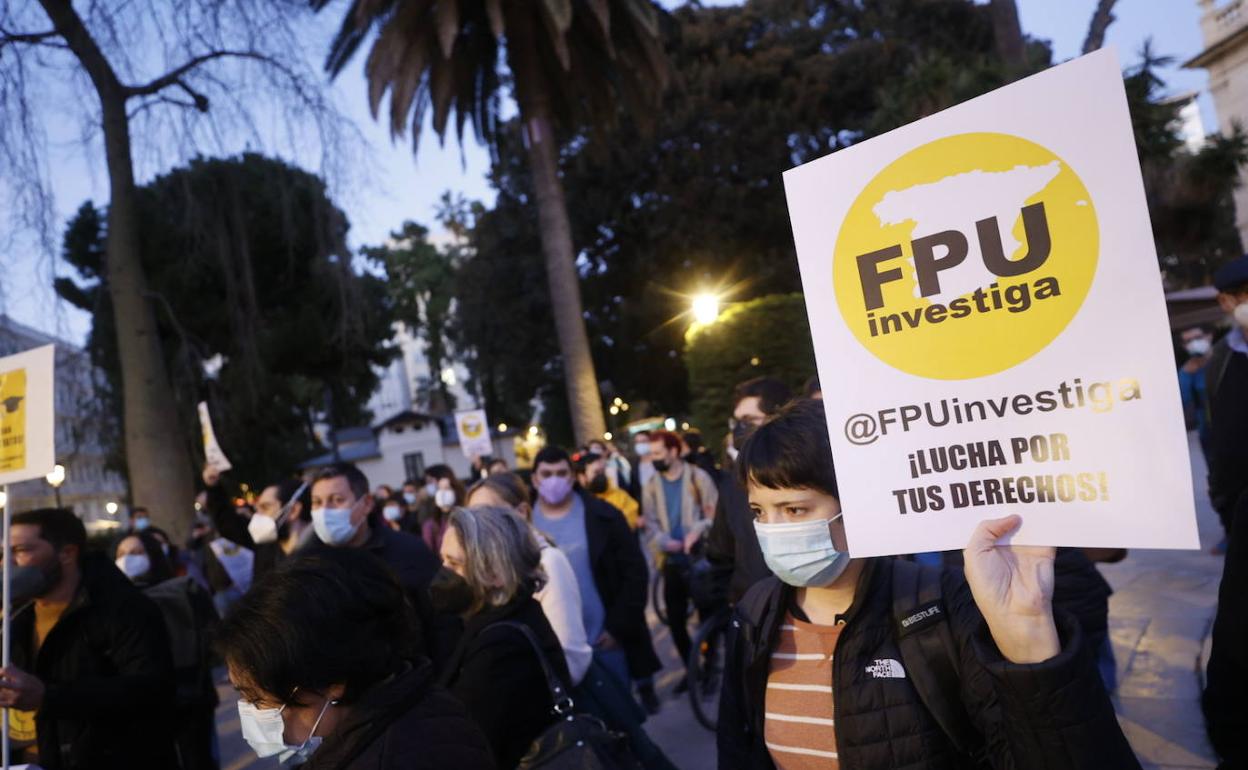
[
  {"xmin": 38, "ymin": 0, "xmax": 196, "ymax": 540},
  {"xmin": 506, "ymin": 9, "xmax": 607, "ymax": 446},
  {"xmin": 1082, "ymin": 0, "xmax": 1118, "ymax": 55},
  {"xmin": 989, "ymin": 0, "xmax": 1027, "ymax": 68}
]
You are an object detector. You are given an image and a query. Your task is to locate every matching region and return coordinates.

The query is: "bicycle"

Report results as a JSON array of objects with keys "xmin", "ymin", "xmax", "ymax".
[
  {"xmin": 650, "ymin": 568, "xmax": 668, "ymax": 625},
  {"xmin": 686, "ymin": 605, "xmax": 732, "ymax": 732}
]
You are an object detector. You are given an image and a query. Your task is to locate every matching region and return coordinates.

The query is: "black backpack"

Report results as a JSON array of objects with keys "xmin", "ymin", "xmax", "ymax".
[{"xmin": 891, "ymin": 559, "xmax": 991, "ymax": 767}]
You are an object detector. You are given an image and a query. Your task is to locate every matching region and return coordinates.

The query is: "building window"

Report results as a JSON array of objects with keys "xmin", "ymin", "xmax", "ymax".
[{"xmin": 403, "ymin": 452, "xmax": 425, "ymax": 482}]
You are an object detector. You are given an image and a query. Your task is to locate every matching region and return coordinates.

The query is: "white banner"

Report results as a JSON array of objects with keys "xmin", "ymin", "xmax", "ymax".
[
  {"xmin": 0, "ymin": 345, "xmax": 56, "ymax": 486},
  {"xmin": 454, "ymin": 409, "xmax": 494, "ymax": 460},
  {"xmin": 783, "ymin": 48, "xmax": 1198, "ymax": 557}
]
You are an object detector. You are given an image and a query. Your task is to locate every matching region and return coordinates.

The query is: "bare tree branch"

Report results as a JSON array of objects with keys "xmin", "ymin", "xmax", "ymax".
[
  {"xmin": 1082, "ymin": 0, "xmax": 1119, "ymax": 55},
  {"xmin": 123, "ymin": 49, "xmax": 269, "ymax": 97}
]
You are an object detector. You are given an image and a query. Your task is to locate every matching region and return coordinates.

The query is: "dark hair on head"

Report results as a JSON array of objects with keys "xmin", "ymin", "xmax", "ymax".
[
  {"xmin": 649, "ymin": 430, "xmax": 682, "ymax": 453},
  {"xmin": 533, "ymin": 445, "xmax": 571, "ymax": 469},
  {"xmin": 132, "ymin": 507, "xmax": 150, "ymax": 516},
  {"xmin": 112, "ymin": 530, "xmax": 174, "ymax": 585},
  {"xmin": 467, "ymin": 472, "xmax": 531, "ymax": 509},
  {"xmin": 732, "ymin": 377, "xmax": 793, "ymax": 416},
  {"xmin": 682, "ymin": 429, "xmax": 705, "ymax": 453},
  {"xmin": 274, "ymin": 477, "xmax": 313, "ymax": 512},
  {"xmin": 13, "ymin": 508, "xmax": 86, "ymax": 561},
  {"xmin": 571, "ymin": 451, "xmax": 601, "ymax": 473},
  {"xmin": 215, "ymin": 548, "xmax": 416, "ymax": 706},
  {"xmin": 803, "ymin": 375, "xmax": 821, "ymax": 398},
  {"xmin": 313, "ymin": 463, "xmax": 370, "ymax": 501},
  {"xmin": 425, "ymin": 464, "xmax": 455, "ymax": 481},
  {"xmin": 736, "ymin": 398, "xmax": 838, "ymax": 499}
]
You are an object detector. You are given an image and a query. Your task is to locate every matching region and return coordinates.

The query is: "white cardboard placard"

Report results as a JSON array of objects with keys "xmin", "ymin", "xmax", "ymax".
[{"xmin": 783, "ymin": 48, "xmax": 1198, "ymax": 557}]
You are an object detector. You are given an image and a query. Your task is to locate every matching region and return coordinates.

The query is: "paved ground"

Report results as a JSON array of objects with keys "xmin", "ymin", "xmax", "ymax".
[
  {"xmin": 215, "ymin": 433, "xmax": 1226, "ymax": 769},
  {"xmin": 1101, "ymin": 432, "xmax": 1224, "ymax": 770}
]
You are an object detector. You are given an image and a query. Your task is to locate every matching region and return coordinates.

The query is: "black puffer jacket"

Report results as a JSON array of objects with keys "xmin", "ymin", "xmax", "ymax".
[
  {"xmin": 302, "ymin": 659, "xmax": 495, "ymax": 770},
  {"xmin": 717, "ymin": 559, "xmax": 1140, "ymax": 770}
]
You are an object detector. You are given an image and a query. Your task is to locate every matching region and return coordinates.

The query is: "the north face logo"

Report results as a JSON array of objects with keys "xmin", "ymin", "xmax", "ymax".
[{"xmin": 866, "ymin": 659, "xmax": 906, "ymax": 679}]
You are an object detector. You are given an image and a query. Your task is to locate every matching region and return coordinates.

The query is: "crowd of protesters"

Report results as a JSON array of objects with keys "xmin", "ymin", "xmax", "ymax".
[{"xmin": 2, "ymin": 254, "xmax": 1247, "ymax": 769}]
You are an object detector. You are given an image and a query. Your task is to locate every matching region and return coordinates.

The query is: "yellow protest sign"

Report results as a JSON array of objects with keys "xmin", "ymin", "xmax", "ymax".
[
  {"xmin": 0, "ymin": 345, "xmax": 55, "ymax": 486},
  {"xmin": 0, "ymin": 367, "xmax": 27, "ymax": 473}
]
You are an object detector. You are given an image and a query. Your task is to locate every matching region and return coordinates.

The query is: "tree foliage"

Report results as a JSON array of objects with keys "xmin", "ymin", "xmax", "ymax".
[
  {"xmin": 685, "ymin": 293, "xmax": 816, "ymax": 451},
  {"xmin": 1125, "ymin": 47, "xmax": 1247, "ymax": 287},
  {"xmin": 56, "ymin": 153, "xmax": 394, "ymax": 486}
]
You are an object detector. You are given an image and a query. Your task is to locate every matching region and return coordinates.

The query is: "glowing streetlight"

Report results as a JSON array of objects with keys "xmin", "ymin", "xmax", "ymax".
[
  {"xmin": 603, "ymin": 432, "xmax": 614, "ymax": 441},
  {"xmin": 105, "ymin": 501, "xmax": 119, "ymax": 516},
  {"xmin": 609, "ymin": 405, "xmax": 620, "ymax": 415},
  {"xmin": 497, "ymin": 422, "xmax": 508, "ymax": 432},
  {"xmin": 692, "ymin": 293, "xmax": 720, "ymax": 325},
  {"xmin": 664, "ymin": 418, "xmax": 677, "ymax": 431},
  {"xmin": 528, "ymin": 426, "xmax": 540, "ymax": 437},
  {"xmin": 613, "ymin": 397, "xmax": 623, "ymax": 406},
  {"xmin": 46, "ymin": 463, "xmax": 66, "ymax": 507}
]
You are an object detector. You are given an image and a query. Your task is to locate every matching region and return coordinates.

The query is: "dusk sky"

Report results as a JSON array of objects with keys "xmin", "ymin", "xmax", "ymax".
[{"xmin": 0, "ymin": 0, "xmax": 1215, "ymax": 347}]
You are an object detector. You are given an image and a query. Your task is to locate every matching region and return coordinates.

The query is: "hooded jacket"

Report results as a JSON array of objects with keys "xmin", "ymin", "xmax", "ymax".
[{"xmin": 717, "ymin": 558, "xmax": 1140, "ymax": 770}]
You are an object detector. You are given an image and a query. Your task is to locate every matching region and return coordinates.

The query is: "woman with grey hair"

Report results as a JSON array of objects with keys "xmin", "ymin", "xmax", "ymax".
[{"xmin": 436, "ymin": 505, "xmax": 572, "ymax": 769}]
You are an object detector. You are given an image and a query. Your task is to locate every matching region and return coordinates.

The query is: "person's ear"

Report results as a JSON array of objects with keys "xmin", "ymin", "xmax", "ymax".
[{"xmin": 61, "ymin": 543, "xmax": 80, "ymax": 568}]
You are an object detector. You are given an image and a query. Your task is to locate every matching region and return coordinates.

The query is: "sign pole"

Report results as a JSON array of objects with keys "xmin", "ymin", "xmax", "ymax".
[{"xmin": 3, "ymin": 482, "xmax": 10, "ymax": 770}]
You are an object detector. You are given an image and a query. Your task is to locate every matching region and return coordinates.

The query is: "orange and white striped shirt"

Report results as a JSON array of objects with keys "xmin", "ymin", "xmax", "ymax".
[{"xmin": 764, "ymin": 610, "xmax": 842, "ymax": 769}]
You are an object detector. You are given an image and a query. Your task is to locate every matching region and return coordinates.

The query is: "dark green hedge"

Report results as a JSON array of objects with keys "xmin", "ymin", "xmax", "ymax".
[{"xmin": 685, "ymin": 293, "xmax": 817, "ymax": 452}]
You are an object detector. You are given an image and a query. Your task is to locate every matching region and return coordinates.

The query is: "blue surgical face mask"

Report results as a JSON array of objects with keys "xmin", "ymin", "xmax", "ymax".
[
  {"xmin": 311, "ymin": 506, "xmax": 360, "ymax": 546},
  {"xmin": 134, "ymin": 517, "xmax": 151, "ymax": 532},
  {"xmin": 753, "ymin": 513, "xmax": 850, "ymax": 588}
]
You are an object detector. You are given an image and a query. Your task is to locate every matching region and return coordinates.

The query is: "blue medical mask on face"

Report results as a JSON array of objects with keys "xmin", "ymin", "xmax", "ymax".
[
  {"xmin": 753, "ymin": 513, "xmax": 850, "ymax": 587},
  {"xmin": 311, "ymin": 505, "xmax": 360, "ymax": 546},
  {"xmin": 237, "ymin": 690, "xmax": 334, "ymax": 764},
  {"xmin": 134, "ymin": 517, "xmax": 151, "ymax": 531}
]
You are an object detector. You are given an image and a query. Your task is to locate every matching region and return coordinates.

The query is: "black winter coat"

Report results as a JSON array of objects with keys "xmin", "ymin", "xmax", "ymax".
[
  {"xmin": 1204, "ymin": 485, "xmax": 1248, "ymax": 767},
  {"xmin": 441, "ymin": 594, "xmax": 572, "ymax": 769},
  {"xmin": 581, "ymin": 493, "xmax": 663, "ymax": 678},
  {"xmin": 9, "ymin": 554, "xmax": 178, "ymax": 770},
  {"xmin": 705, "ymin": 463, "xmax": 770, "ymax": 603},
  {"xmin": 717, "ymin": 559, "xmax": 1140, "ymax": 770},
  {"xmin": 302, "ymin": 659, "xmax": 495, "ymax": 770}
]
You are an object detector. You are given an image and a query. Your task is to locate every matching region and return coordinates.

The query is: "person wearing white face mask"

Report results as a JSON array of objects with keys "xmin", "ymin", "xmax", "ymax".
[
  {"xmin": 717, "ymin": 399, "xmax": 1139, "ymax": 770},
  {"xmin": 203, "ymin": 467, "xmax": 314, "ymax": 584},
  {"xmin": 1178, "ymin": 325, "xmax": 1215, "ymax": 469},
  {"xmin": 217, "ymin": 548, "xmax": 494, "ymax": 769},
  {"xmin": 421, "ymin": 475, "xmax": 463, "ymax": 554},
  {"xmin": 308, "ymin": 463, "xmax": 448, "ymax": 668},
  {"xmin": 114, "ymin": 530, "xmax": 221, "ymax": 770}
]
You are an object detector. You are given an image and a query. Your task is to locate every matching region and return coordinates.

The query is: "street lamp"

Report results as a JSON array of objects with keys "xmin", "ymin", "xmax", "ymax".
[
  {"xmin": 45, "ymin": 464, "xmax": 66, "ymax": 507},
  {"xmin": 692, "ymin": 293, "xmax": 720, "ymax": 325},
  {"xmin": 105, "ymin": 501, "xmax": 118, "ymax": 516}
]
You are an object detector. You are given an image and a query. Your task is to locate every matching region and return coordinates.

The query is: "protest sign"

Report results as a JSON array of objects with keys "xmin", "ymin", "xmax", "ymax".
[
  {"xmin": 454, "ymin": 409, "xmax": 494, "ymax": 460},
  {"xmin": 0, "ymin": 345, "xmax": 55, "ymax": 486},
  {"xmin": 198, "ymin": 402, "xmax": 233, "ymax": 473},
  {"xmin": 783, "ymin": 48, "xmax": 1198, "ymax": 557}
]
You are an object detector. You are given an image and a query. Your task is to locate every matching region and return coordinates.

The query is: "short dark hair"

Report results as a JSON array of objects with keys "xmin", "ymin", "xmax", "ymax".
[
  {"xmin": 732, "ymin": 377, "xmax": 793, "ymax": 416},
  {"xmin": 533, "ymin": 446, "xmax": 571, "ymax": 469},
  {"xmin": 425, "ymin": 464, "xmax": 455, "ymax": 482},
  {"xmin": 682, "ymin": 429, "xmax": 705, "ymax": 453},
  {"xmin": 572, "ymin": 451, "xmax": 602, "ymax": 473},
  {"xmin": 13, "ymin": 508, "xmax": 86, "ymax": 559},
  {"xmin": 313, "ymin": 463, "xmax": 369, "ymax": 500},
  {"xmin": 215, "ymin": 549, "xmax": 416, "ymax": 706},
  {"xmin": 132, "ymin": 507, "xmax": 150, "ymax": 517},
  {"xmin": 803, "ymin": 375, "xmax": 821, "ymax": 398},
  {"xmin": 736, "ymin": 398, "xmax": 838, "ymax": 499},
  {"xmin": 274, "ymin": 477, "xmax": 313, "ymax": 512}
]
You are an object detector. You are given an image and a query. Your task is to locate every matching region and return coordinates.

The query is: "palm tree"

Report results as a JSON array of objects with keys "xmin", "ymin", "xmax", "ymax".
[{"xmin": 314, "ymin": 0, "xmax": 669, "ymax": 445}]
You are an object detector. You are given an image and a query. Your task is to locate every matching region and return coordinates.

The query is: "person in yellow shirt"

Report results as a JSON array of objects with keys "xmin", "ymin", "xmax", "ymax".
[{"xmin": 575, "ymin": 451, "xmax": 641, "ymax": 531}]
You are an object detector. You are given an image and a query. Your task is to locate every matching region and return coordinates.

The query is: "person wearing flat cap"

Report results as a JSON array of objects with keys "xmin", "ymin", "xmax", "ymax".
[{"xmin": 1201, "ymin": 253, "xmax": 1248, "ymax": 768}]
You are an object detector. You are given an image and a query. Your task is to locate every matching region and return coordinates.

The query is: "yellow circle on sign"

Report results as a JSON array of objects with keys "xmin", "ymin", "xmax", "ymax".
[{"xmin": 832, "ymin": 132, "xmax": 1098, "ymax": 379}]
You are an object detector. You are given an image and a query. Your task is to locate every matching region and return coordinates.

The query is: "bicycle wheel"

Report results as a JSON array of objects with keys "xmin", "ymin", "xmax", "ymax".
[
  {"xmin": 687, "ymin": 609, "xmax": 730, "ymax": 732},
  {"xmin": 650, "ymin": 569, "xmax": 668, "ymax": 625}
]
